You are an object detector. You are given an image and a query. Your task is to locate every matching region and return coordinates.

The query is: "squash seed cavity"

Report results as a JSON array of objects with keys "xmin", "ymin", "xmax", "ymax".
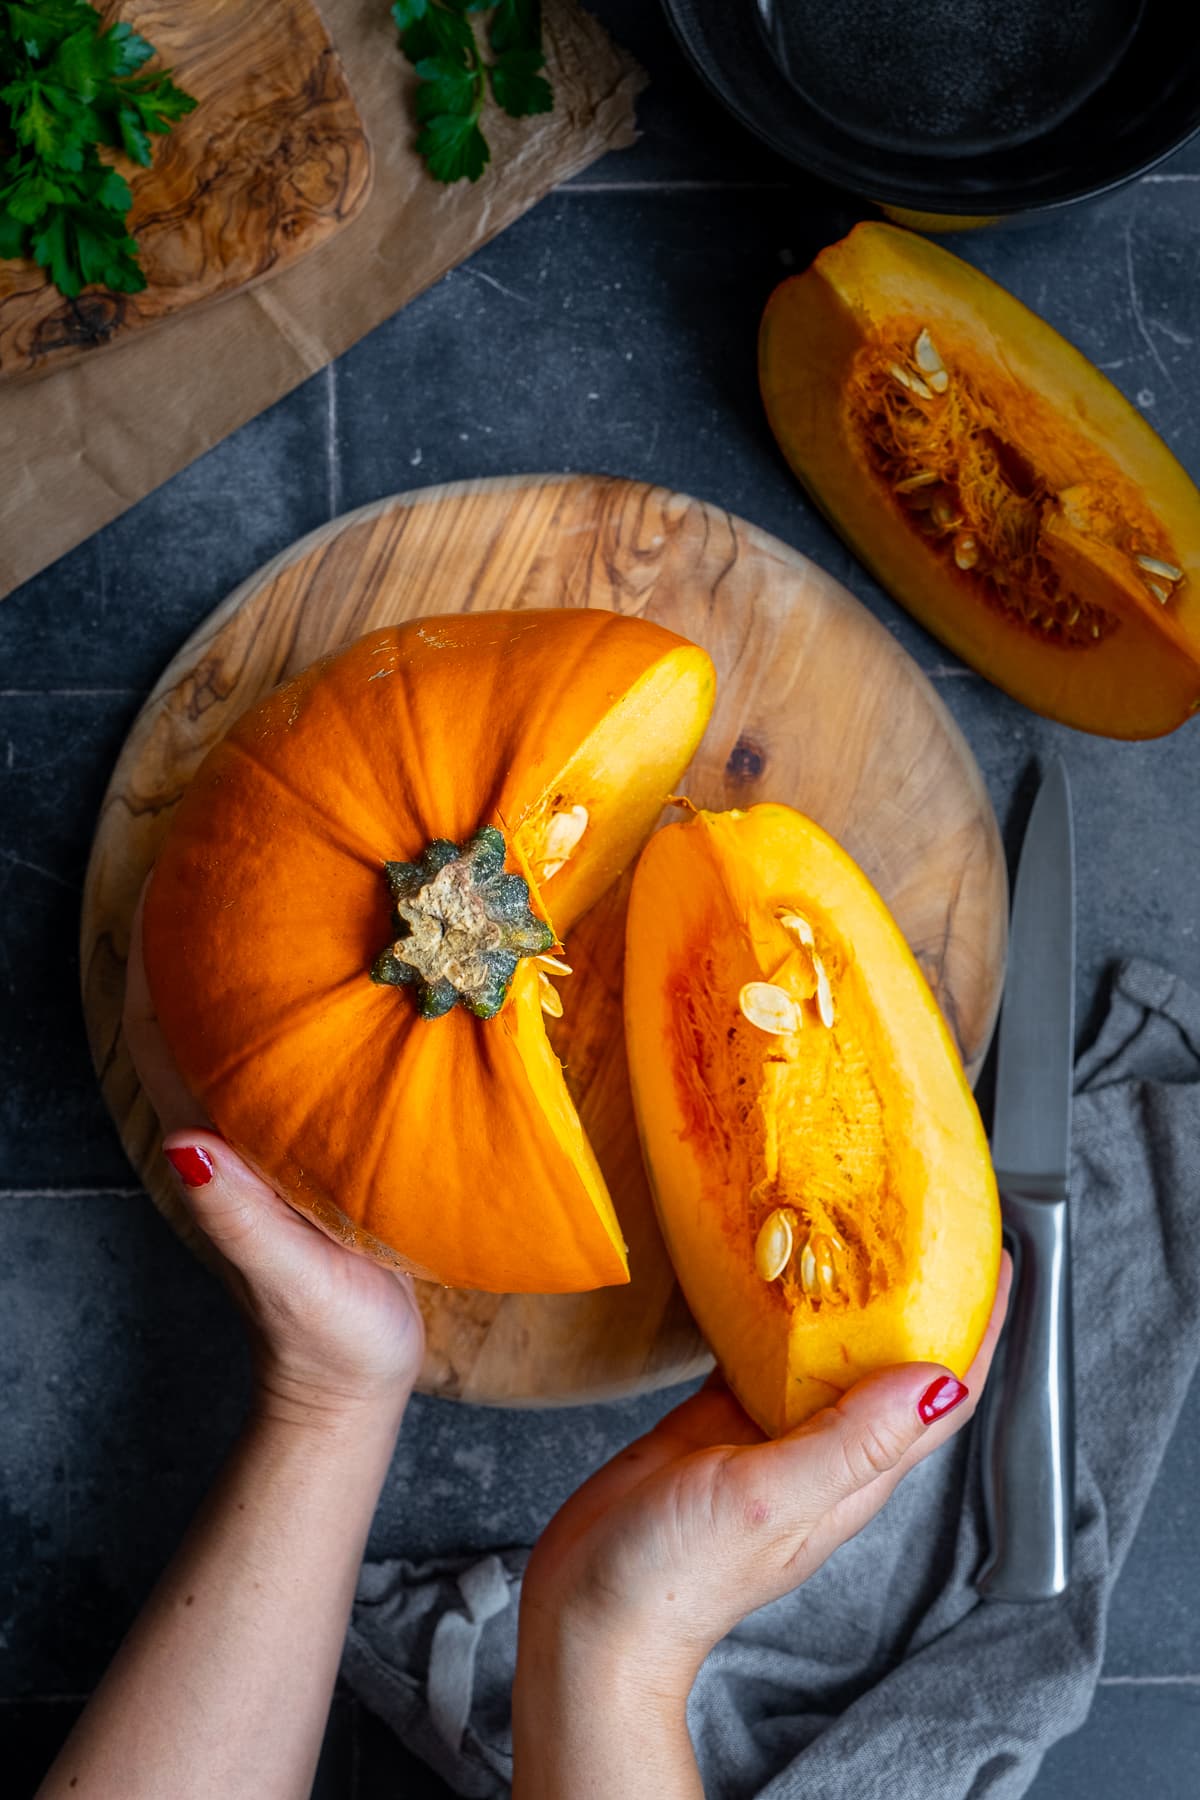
[{"xmin": 847, "ymin": 325, "xmax": 1185, "ymax": 647}]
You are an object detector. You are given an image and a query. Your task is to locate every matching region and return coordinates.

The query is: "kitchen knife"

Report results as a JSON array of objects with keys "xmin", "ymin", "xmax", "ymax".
[{"xmin": 977, "ymin": 756, "xmax": 1076, "ymax": 1602}]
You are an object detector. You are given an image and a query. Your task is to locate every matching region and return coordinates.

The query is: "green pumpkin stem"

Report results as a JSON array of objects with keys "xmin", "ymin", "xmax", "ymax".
[{"xmin": 370, "ymin": 825, "xmax": 553, "ymax": 1020}]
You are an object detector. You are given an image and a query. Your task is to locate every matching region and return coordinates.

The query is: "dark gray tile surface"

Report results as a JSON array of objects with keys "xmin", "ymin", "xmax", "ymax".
[
  {"xmin": 4, "ymin": 0, "xmax": 1200, "ymax": 1793},
  {"xmin": 1029, "ymin": 1683, "xmax": 1200, "ymax": 1798}
]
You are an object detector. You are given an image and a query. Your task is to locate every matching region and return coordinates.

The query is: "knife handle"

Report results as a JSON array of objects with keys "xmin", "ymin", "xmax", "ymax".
[{"xmin": 976, "ymin": 1189, "xmax": 1075, "ymax": 1602}]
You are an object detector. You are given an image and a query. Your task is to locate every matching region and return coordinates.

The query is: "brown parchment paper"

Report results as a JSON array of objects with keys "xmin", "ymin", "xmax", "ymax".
[{"xmin": 0, "ymin": 0, "xmax": 644, "ymax": 602}]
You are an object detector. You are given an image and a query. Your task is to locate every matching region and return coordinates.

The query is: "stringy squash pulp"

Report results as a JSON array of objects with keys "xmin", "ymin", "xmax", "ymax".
[{"xmin": 760, "ymin": 222, "xmax": 1200, "ymax": 738}]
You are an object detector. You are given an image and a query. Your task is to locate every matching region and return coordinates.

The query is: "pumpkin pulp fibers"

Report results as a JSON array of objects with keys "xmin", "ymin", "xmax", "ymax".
[
  {"xmin": 759, "ymin": 220, "xmax": 1200, "ymax": 736},
  {"xmin": 666, "ymin": 905, "xmax": 905, "ymax": 1324},
  {"xmin": 848, "ymin": 323, "xmax": 1183, "ymax": 647}
]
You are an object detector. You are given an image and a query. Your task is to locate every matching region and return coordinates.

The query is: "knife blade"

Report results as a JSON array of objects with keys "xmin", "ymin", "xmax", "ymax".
[{"xmin": 977, "ymin": 756, "xmax": 1076, "ymax": 1602}]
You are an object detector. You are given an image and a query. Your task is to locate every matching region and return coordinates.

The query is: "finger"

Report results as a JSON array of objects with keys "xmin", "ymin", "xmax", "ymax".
[
  {"xmin": 890, "ymin": 1247, "xmax": 1013, "ymax": 1474},
  {"xmin": 725, "ymin": 1358, "xmax": 969, "ymax": 1548},
  {"xmin": 762, "ymin": 1253, "xmax": 1017, "ymax": 1565},
  {"xmin": 124, "ymin": 880, "xmax": 208, "ymax": 1134}
]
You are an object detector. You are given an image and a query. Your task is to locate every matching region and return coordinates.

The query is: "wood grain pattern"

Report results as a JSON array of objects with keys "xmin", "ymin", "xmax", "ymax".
[
  {"xmin": 0, "ymin": 0, "xmax": 372, "ymax": 379},
  {"xmin": 81, "ymin": 474, "xmax": 1008, "ymax": 1409}
]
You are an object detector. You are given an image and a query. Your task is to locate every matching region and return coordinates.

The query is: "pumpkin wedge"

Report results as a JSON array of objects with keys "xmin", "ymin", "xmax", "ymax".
[
  {"xmin": 624, "ymin": 803, "xmax": 1000, "ymax": 1438},
  {"xmin": 143, "ymin": 609, "xmax": 716, "ymax": 1293},
  {"xmin": 760, "ymin": 221, "xmax": 1200, "ymax": 738}
]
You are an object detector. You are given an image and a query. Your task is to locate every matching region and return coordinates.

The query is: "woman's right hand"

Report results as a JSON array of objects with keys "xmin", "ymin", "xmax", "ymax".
[{"xmin": 124, "ymin": 883, "xmax": 426, "ymax": 1432}]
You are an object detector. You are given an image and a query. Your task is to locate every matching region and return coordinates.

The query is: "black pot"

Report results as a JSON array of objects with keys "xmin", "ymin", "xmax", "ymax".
[{"xmin": 663, "ymin": 0, "xmax": 1200, "ymax": 223}]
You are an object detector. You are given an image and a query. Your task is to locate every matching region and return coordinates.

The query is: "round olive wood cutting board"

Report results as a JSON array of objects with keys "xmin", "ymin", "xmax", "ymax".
[{"xmin": 81, "ymin": 474, "xmax": 1007, "ymax": 1409}]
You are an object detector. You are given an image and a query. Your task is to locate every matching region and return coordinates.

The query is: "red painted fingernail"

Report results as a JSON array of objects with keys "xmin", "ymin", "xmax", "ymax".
[
  {"xmin": 165, "ymin": 1145, "xmax": 214, "ymax": 1188},
  {"xmin": 918, "ymin": 1375, "xmax": 969, "ymax": 1424}
]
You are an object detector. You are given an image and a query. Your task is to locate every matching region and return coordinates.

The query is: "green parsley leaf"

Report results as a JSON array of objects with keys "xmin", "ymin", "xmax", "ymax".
[
  {"xmin": 392, "ymin": 0, "xmax": 552, "ymax": 183},
  {"xmin": 416, "ymin": 109, "xmax": 490, "ymax": 183},
  {"xmin": 109, "ymin": 23, "xmax": 155, "ymax": 77},
  {"xmin": 0, "ymin": 161, "xmax": 64, "ymax": 225},
  {"xmin": 0, "ymin": 206, "xmax": 26, "ymax": 256},
  {"xmin": 0, "ymin": 0, "xmax": 196, "ymax": 297},
  {"xmin": 489, "ymin": 47, "xmax": 551, "ymax": 118},
  {"xmin": 413, "ymin": 52, "xmax": 477, "ymax": 121},
  {"xmin": 490, "ymin": 0, "xmax": 541, "ymax": 55}
]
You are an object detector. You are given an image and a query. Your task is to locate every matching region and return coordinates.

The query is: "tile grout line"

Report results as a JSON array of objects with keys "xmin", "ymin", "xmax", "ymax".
[
  {"xmin": 1098, "ymin": 1674, "xmax": 1200, "ymax": 1687},
  {"xmin": 325, "ymin": 364, "xmax": 342, "ymax": 522},
  {"xmin": 0, "ymin": 1187, "xmax": 143, "ymax": 1200},
  {"xmin": 564, "ymin": 178, "xmax": 793, "ymax": 193}
]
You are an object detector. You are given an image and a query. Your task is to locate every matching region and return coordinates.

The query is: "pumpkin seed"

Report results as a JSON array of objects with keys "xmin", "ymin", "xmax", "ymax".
[
  {"xmin": 537, "ymin": 970, "xmax": 564, "ymax": 1018},
  {"xmin": 889, "ymin": 362, "xmax": 934, "ymax": 401},
  {"xmin": 813, "ymin": 957, "xmax": 835, "ymax": 1029},
  {"xmin": 1134, "ymin": 553, "xmax": 1183, "ymax": 583},
  {"xmin": 927, "ymin": 370, "xmax": 950, "ymax": 394},
  {"xmin": 954, "ymin": 532, "xmax": 979, "ymax": 571},
  {"xmin": 739, "ymin": 981, "xmax": 802, "ymax": 1035},
  {"xmin": 914, "ymin": 327, "xmax": 944, "ymax": 376},
  {"xmin": 778, "ymin": 908, "xmax": 815, "ymax": 949},
  {"xmin": 894, "ymin": 469, "xmax": 940, "ymax": 493},
  {"xmin": 812, "ymin": 1232, "xmax": 843, "ymax": 1298},
  {"xmin": 799, "ymin": 1240, "xmax": 818, "ymax": 1295},
  {"xmin": 754, "ymin": 1207, "xmax": 795, "ymax": 1282},
  {"xmin": 1143, "ymin": 578, "xmax": 1172, "ymax": 605},
  {"xmin": 931, "ymin": 498, "xmax": 961, "ymax": 529},
  {"xmin": 542, "ymin": 804, "xmax": 589, "ymax": 867},
  {"xmin": 535, "ymin": 954, "xmax": 573, "ymax": 976}
]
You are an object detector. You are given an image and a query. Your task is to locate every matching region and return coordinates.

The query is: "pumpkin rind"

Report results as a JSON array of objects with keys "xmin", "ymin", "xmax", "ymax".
[
  {"xmin": 624, "ymin": 803, "xmax": 1001, "ymax": 1438},
  {"xmin": 143, "ymin": 609, "xmax": 716, "ymax": 1293},
  {"xmin": 759, "ymin": 221, "xmax": 1200, "ymax": 739}
]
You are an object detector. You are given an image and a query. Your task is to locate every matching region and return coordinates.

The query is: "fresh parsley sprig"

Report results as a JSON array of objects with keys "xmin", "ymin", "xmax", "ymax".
[
  {"xmin": 391, "ymin": 0, "xmax": 552, "ymax": 184},
  {"xmin": 0, "ymin": 0, "xmax": 196, "ymax": 299}
]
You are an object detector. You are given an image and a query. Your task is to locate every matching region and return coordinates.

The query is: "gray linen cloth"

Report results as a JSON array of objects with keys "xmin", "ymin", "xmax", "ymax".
[{"xmin": 342, "ymin": 959, "xmax": 1200, "ymax": 1798}]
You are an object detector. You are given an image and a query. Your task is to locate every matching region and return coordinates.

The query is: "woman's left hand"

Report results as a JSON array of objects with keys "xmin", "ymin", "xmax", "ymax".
[
  {"xmin": 124, "ymin": 885, "xmax": 426, "ymax": 1428},
  {"xmin": 519, "ymin": 1255, "xmax": 1011, "ymax": 1704}
]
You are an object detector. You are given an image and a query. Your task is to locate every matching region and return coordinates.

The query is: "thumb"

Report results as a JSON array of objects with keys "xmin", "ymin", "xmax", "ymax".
[
  {"xmin": 763, "ymin": 1363, "xmax": 971, "ymax": 1516},
  {"xmin": 162, "ymin": 1130, "xmax": 302, "ymax": 1272}
]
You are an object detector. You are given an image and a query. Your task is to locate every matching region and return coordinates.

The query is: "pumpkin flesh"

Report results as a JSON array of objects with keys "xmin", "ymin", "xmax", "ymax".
[
  {"xmin": 143, "ymin": 609, "xmax": 716, "ymax": 1293},
  {"xmin": 624, "ymin": 804, "xmax": 1001, "ymax": 1437},
  {"xmin": 759, "ymin": 221, "xmax": 1200, "ymax": 738}
]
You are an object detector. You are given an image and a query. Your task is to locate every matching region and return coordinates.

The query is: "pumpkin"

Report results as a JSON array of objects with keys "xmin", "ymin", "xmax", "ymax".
[
  {"xmin": 624, "ymin": 802, "xmax": 1001, "ymax": 1438},
  {"xmin": 142, "ymin": 609, "xmax": 716, "ymax": 1293},
  {"xmin": 759, "ymin": 221, "xmax": 1200, "ymax": 739}
]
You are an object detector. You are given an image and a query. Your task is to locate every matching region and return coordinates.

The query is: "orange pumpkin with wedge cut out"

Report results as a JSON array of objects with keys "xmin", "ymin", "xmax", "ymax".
[{"xmin": 142, "ymin": 609, "xmax": 716, "ymax": 1294}]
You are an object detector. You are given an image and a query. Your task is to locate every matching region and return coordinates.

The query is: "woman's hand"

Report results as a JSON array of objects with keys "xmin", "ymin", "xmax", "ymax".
[
  {"xmin": 123, "ymin": 885, "xmax": 426, "ymax": 1430},
  {"xmin": 518, "ymin": 1257, "xmax": 1011, "ymax": 1726}
]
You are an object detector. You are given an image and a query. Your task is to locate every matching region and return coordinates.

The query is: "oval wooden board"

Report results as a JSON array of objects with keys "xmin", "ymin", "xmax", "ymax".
[{"xmin": 81, "ymin": 474, "xmax": 1007, "ymax": 1409}]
